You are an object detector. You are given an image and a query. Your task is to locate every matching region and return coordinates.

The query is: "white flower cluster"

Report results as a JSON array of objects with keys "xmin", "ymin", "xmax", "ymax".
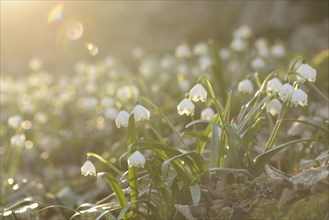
[{"xmin": 115, "ymin": 105, "xmax": 150, "ymax": 128}]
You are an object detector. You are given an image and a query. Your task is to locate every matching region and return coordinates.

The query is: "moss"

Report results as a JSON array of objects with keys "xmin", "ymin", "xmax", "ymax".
[
  {"xmin": 283, "ymin": 192, "xmax": 329, "ymax": 220},
  {"xmin": 244, "ymin": 199, "xmax": 278, "ymax": 220}
]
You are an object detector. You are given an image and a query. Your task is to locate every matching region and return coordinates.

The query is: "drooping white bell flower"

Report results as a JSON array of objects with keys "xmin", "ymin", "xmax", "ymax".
[
  {"xmin": 230, "ymin": 37, "xmax": 246, "ymax": 52},
  {"xmin": 10, "ymin": 134, "xmax": 26, "ymax": 148},
  {"xmin": 193, "ymin": 43, "xmax": 209, "ymax": 56},
  {"xmin": 175, "ymin": 43, "xmax": 191, "ymax": 58},
  {"xmin": 233, "ymin": 25, "xmax": 252, "ymax": 39},
  {"xmin": 201, "ymin": 107, "xmax": 215, "ymax": 120},
  {"xmin": 238, "ymin": 79, "xmax": 254, "ymax": 95},
  {"xmin": 266, "ymin": 78, "xmax": 283, "ymax": 93},
  {"xmin": 177, "ymin": 98, "xmax": 195, "ymax": 116},
  {"xmin": 251, "ymin": 57, "xmax": 265, "ymax": 69},
  {"xmin": 105, "ymin": 107, "xmax": 119, "ymax": 120},
  {"xmin": 296, "ymin": 64, "xmax": 316, "ymax": 82},
  {"xmin": 189, "ymin": 84, "xmax": 207, "ymax": 102},
  {"xmin": 131, "ymin": 105, "xmax": 150, "ymax": 122},
  {"xmin": 291, "ymin": 89, "xmax": 308, "ymax": 107},
  {"xmin": 219, "ymin": 48, "xmax": 231, "ymax": 61},
  {"xmin": 115, "ymin": 110, "xmax": 130, "ymax": 128},
  {"xmin": 8, "ymin": 115, "xmax": 22, "ymax": 129},
  {"xmin": 279, "ymin": 83, "xmax": 294, "ymax": 101},
  {"xmin": 271, "ymin": 43, "xmax": 286, "ymax": 58},
  {"xmin": 128, "ymin": 151, "xmax": 146, "ymax": 168},
  {"xmin": 266, "ymin": 99, "xmax": 282, "ymax": 116},
  {"xmin": 81, "ymin": 160, "xmax": 96, "ymax": 176}
]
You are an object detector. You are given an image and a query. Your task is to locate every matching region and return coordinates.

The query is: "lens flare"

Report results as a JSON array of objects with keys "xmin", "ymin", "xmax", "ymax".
[
  {"xmin": 48, "ymin": 3, "xmax": 64, "ymax": 23},
  {"xmin": 65, "ymin": 21, "xmax": 84, "ymax": 41}
]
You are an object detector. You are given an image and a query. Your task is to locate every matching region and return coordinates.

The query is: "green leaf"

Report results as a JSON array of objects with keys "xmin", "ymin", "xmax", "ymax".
[
  {"xmin": 254, "ymin": 138, "xmax": 329, "ymax": 168},
  {"xmin": 86, "ymin": 152, "xmax": 123, "ymax": 176},
  {"xmin": 189, "ymin": 185, "xmax": 201, "ymax": 206}
]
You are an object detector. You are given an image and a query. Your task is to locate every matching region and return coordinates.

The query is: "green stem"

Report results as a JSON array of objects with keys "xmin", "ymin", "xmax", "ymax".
[{"xmin": 264, "ymin": 102, "xmax": 288, "ymax": 151}]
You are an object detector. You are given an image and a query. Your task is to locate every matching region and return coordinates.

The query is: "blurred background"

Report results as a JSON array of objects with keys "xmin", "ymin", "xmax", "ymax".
[{"xmin": 1, "ymin": 1, "xmax": 328, "ymax": 76}]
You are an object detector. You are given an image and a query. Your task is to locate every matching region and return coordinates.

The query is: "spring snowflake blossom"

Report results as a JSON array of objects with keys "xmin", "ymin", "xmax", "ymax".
[
  {"xmin": 266, "ymin": 98, "xmax": 282, "ymax": 116},
  {"xmin": 193, "ymin": 43, "xmax": 209, "ymax": 56},
  {"xmin": 201, "ymin": 107, "xmax": 215, "ymax": 120},
  {"xmin": 251, "ymin": 57, "xmax": 265, "ymax": 69},
  {"xmin": 230, "ymin": 37, "xmax": 246, "ymax": 52},
  {"xmin": 8, "ymin": 115, "xmax": 22, "ymax": 129},
  {"xmin": 189, "ymin": 84, "xmax": 207, "ymax": 102},
  {"xmin": 175, "ymin": 43, "xmax": 191, "ymax": 58},
  {"xmin": 131, "ymin": 105, "xmax": 150, "ymax": 122},
  {"xmin": 10, "ymin": 134, "xmax": 26, "ymax": 148},
  {"xmin": 296, "ymin": 64, "xmax": 316, "ymax": 82},
  {"xmin": 81, "ymin": 160, "xmax": 96, "ymax": 176},
  {"xmin": 115, "ymin": 110, "xmax": 130, "ymax": 128},
  {"xmin": 291, "ymin": 89, "xmax": 308, "ymax": 107},
  {"xmin": 238, "ymin": 79, "xmax": 254, "ymax": 95},
  {"xmin": 177, "ymin": 98, "xmax": 195, "ymax": 116},
  {"xmin": 266, "ymin": 78, "xmax": 283, "ymax": 93},
  {"xmin": 271, "ymin": 43, "xmax": 286, "ymax": 58},
  {"xmin": 279, "ymin": 83, "xmax": 294, "ymax": 101},
  {"xmin": 128, "ymin": 151, "xmax": 146, "ymax": 168}
]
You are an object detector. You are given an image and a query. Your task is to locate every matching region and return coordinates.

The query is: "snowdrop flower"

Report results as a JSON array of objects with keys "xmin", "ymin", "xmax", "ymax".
[
  {"xmin": 296, "ymin": 64, "xmax": 316, "ymax": 82},
  {"xmin": 175, "ymin": 43, "xmax": 191, "ymax": 58},
  {"xmin": 193, "ymin": 43, "xmax": 209, "ymax": 56},
  {"xmin": 131, "ymin": 105, "xmax": 150, "ymax": 122},
  {"xmin": 10, "ymin": 134, "xmax": 26, "ymax": 148},
  {"xmin": 291, "ymin": 89, "xmax": 308, "ymax": 107},
  {"xmin": 115, "ymin": 110, "xmax": 130, "ymax": 128},
  {"xmin": 177, "ymin": 98, "xmax": 195, "ymax": 116},
  {"xmin": 266, "ymin": 99, "xmax": 282, "ymax": 116},
  {"xmin": 230, "ymin": 38, "xmax": 246, "ymax": 52},
  {"xmin": 233, "ymin": 25, "xmax": 252, "ymax": 39},
  {"xmin": 8, "ymin": 115, "xmax": 22, "ymax": 129},
  {"xmin": 238, "ymin": 79, "xmax": 254, "ymax": 94},
  {"xmin": 201, "ymin": 107, "xmax": 215, "ymax": 120},
  {"xmin": 266, "ymin": 78, "xmax": 283, "ymax": 93},
  {"xmin": 219, "ymin": 48, "xmax": 231, "ymax": 61},
  {"xmin": 189, "ymin": 84, "xmax": 207, "ymax": 102},
  {"xmin": 101, "ymin": 97, "xmax": 115, "ymax": 107},
  {"xmin": 105, "ymin": 107, "xmax": 119, "ymax": 120},
  {"xmin": 279, "ymin": 83, "xmax": 294, "ymax": 101},
  {"xmin": 271, "ymin": 43, "xmax": 286, "ymax": 58},
  {"xmin": 198, "ymin": 56, "xmax": 212, "ymax": 70},
  {"xmin": 81, "ymin": 160, "xmax": 96, "ymax": 176},
  {"xmin": 251, "ymin": 57, "xmax": 265, "ymax": 69},
  {"xmin": 128, "ymin": 151, "xmax": 146, "ymax": 168}
]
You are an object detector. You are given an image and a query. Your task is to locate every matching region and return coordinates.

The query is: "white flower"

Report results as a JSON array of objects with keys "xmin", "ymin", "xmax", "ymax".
[
  {"xmin": 8, "ymin": 115, "xmax": 22, "ymax": 129},
  {"xmin": 251, "ymin": 57, "xmax": 265, "ymax": 69},
  {"xmin": 233, "ymin": 25, "xmax": 252, "ymax": 38},
  {"xmin": 219, "ymin": 48, "xmax": 231, "ymax": 61},
  {"xmin": 271, "ymin": 43, "xmax": 286, "ymax": 58},
  {"xmin": 177, "ymin": 98, "xmax": 195, "ymax": 116},
  {"xmin": 105, "ymin": 107, "xmax": 119, "ymax": 120},
  {"xmin": 238, "ymin": 79, "xmax": 254, "ymax": 94},
  {"xmin": 230, "ymin": 38, "xmax": 246, "ymax": 52},
  {"xmin": 193, "ymin": 43, "xmax": 209, "ymax": 56},
  {"xmin": 279, "ymin": 83, "xmax": 294, "ymax": 101},
  {"xmin": 189, "ymin": 84, "xmax": 207, "ymax": 102},
  {"xmin": 128, "ymin": 151, "xmax": 146, "ymax": 168},
  {"xmin": 101, "ymin": 97, "xmax": 115, "ymax": 107},
  {"xmin": 296, "ymin": 64, "xmax": 316, "ymax": 82},
  {"xmin": 266, "ymin": 99, "xmax": 282, "ymax": 116},
  {"xmin": 255, "ymin": 38, "xmax": 269, "ymax": 57},
  {"xmin": 175, "ymin": 43, "xmax": 191, "ymax": 58},
  {"xmin": 291, "ymin": 89, "xmax": 308, "ymax": 107},
  {"xmin": 34, "ymin": 112, "xmax": 48, "ymax": 124},
  {"xmin": 266, "ymin": 78, "xmax": 283, "ymax": 93},
  {"xmin": 198, "ymin": 56, "xmax": 212, "ymax": 70},
  {"xmin": 131, "ymin": 105, "xmax": 150, "ymax": 122},
  {"xmin": 10, "ymin": 134, "xmax": 26, "ymax": 148},
  {"xmin": 115, "ymin": 110, "xmax": 130, "ymax": 128},
  {"xmin": 201, "ymin": 107, "xmax": 215, "ymax": 120},
  {"xmin": 81, "ymin": 160, "xmax": 96, "ymax": 176}
]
